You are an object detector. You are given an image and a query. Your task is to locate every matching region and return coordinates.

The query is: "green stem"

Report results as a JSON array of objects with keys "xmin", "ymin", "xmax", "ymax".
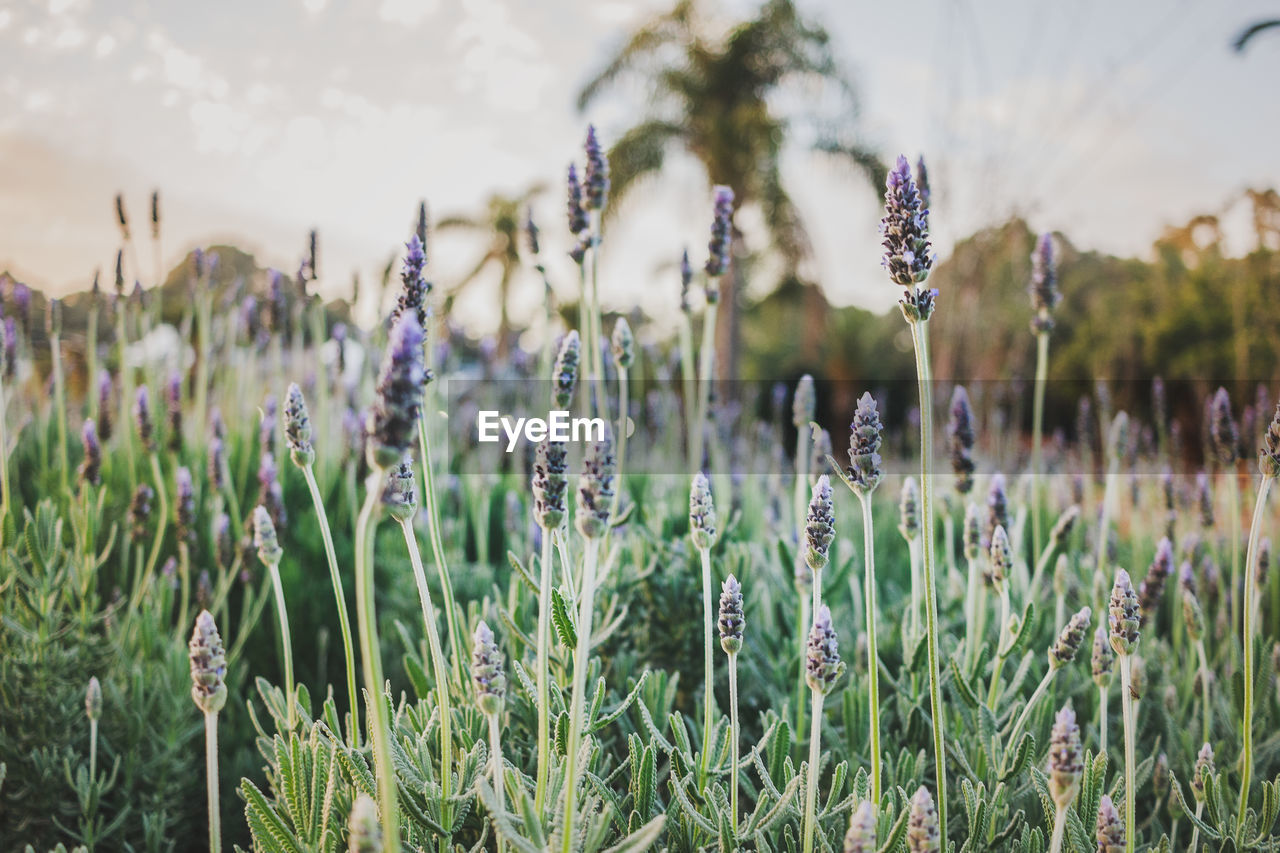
[
  {"xmin": 728, "ymin": 651, "xmax": 740, "ymax": 840},
  {"xmin": 145, "ymin": 453, "xmax": 169, "ymax": 581},
  {"xmin": 679, "ymin": 313, "xmax": 696, "ymax": 469},
  {"xmin": 909, "ymin": 318, "xmax": 947, "ymax": 841},
  {"xmin": 399, "ymin": 518, "xmax": 454, "ymax": 836},
  {"xmin": 908, "ymin": 536, "xmax": 921, "ymax": 640},
  {"xmin": 1189, "ymin": 802, "xmax": 1203, "ymax": 853},
  {"xmin": 692, "ymin": 301, "xmax": 718, "ymax": 475},
  {"xmin": 354, "ymin": 468, "xmax": 400, "ymax": 852},
  {"xmin": 1099, "ymin": 684, "xmax": 1108, "ymax": 756},
  {"xmin": 534, "ymin": 528, "xmax": 554, "ymax": 816},
  {"xmin": 303, "ymin": 464, "xmax": 360, "ymax": 746},
  {"xmin": 176, "ymin": 541, "xmax": 191, "ymax": 645},
  {"xmin": 987, "ymin": 586, "xmax": 1012, "ymax": 708},
  {"xmin": 859, "ymin": 493, "xmax": 882, "ymax": 804},
  {"xmin": 561, "ymin": 537, "xmax": 600, "ymax": 853},
  {"xmin": 51, "ymin": 332, "xmax": 69, "ymax": 497},
  {"xmin": 89, "ymin": 718, "xmax": 98, "ymax": 780},
  {"xmin": 801, "ymin": 691, "xmax": 824, "ymax": 853},
  {"xmin": 205, "ymin": 711, "xmax": 221, "ymax": 853},
  {"xmin": 1196, "ymin": 639, "xmax": 1210, "ymax": 745},
  {"xmin": 795, "ymin": 595, "xmax": 810, "ymax": 737},
  {"xmin": 1120, "ymin": 654, "xmax": 1136, "ymax": 853},
  {"xmin": 1006, "ymin": 667, "xmax": 1055, "ymax": 749},
  {"xmin": 609, "ymin": 367, "xmax": 628, "ymax": 529},
  {"xmin": 266, "ymin": 559, "xmax": 296, "ymax": 730},
  {"xmin": 1228, "ymin": 473, "xmax": 1243, "ymax": 668},
  {"xmin": 699, "ymin": 545, "xmax": 716, "ymax": 787},
  {"xmin": 87, "ymin": 308, "xmax": 98, "ymax": 422},
  {"xmin": 1048, "ymin": 804, "xmax": 1066, "ymax": 853},
  {"xmin": 417, "ymin": 414, "xmax": 464, "ymax": 686},
  {"xmin": 589, "ymin": 213, "xmax": 610, "ymax": 425},
  {"xmin": 1238, "ymin": 473, "xmax": 1272, "ymax": 817},
  {"xmin": 116, "ymin": 310, "xmax": 137, "ymax": 490},
  {"xmin": 488, "ymin": 712, "xmax": 506, "ymax": 853},
  {"xmin": 1031, "ymin": 330, "xmax": 1049, "ymax": 562}
]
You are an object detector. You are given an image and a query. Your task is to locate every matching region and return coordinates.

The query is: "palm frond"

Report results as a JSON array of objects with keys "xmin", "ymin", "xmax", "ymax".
[
  {"xmin": 577, "ymin": 0, "xmax": 696, "ymax": 111},
  {"xmin": 814, "ymin": 138, "xmax": 887, "ymax": 195},
  {"xmin": 1233, "ymin": 19, "xmax": 1280, "ymax": 52},
  {"xmin": 604, "ymin": 120, "xmax": 687, "ymax": 218}
]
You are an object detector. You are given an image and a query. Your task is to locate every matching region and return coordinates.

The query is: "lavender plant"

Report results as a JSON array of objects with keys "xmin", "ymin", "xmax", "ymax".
[{"xmin": 882, "ymin": 154, "xmax": 947, "ymax": 838}]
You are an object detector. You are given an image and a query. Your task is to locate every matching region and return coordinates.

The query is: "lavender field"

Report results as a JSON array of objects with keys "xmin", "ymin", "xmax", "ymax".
[{"xmin": 3, "ymin": 2, "xmax": 1280, "ymax": 852}]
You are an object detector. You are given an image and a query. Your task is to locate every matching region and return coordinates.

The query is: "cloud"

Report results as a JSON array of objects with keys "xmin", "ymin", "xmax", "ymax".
[{"xmin": 147, "ymin": 31, "xmax": 229, "ymax": 100}]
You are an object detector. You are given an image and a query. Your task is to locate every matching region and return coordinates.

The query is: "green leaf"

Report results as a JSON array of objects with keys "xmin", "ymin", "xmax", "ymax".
[
  {"xmin": 240, "ymin": 778, "xmax": 304, "ymax": 853},
  {"xmin": 603, "ymin": 814, "xmax": 666, "ymax": 853},
  {"xmin": 551, "ymin": 587, "xmax": 577, "ymax": 648}
]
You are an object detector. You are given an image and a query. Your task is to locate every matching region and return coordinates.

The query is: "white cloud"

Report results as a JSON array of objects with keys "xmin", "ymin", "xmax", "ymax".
[
  {"xmin": 147, "ymin": 31, "xmax": 229, "ymax": 100},
  {"xmin": 94, "ymin": 33, "xmax": 115, "ymax": 57},
  {"xmin": 452, "ymin": 0, "xmax": 550, "ymax": 113},
  {"xmin": 0, "ymin": 11, "xmax": 12, "ymax": 31},
  {"xmin": 302, "ymin": 0, "xmax": 328, "ymax": 14}
]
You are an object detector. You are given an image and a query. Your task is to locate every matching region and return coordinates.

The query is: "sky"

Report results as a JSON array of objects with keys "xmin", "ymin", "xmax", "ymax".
[{"xmin": 1, "ymin": 0, "xmax": 1279, "ymax": 338}]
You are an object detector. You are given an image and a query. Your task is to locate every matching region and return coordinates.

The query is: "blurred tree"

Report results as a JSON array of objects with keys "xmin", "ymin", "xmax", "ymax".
[
  {"xmin": 437, "ymin": 185, "xmax": 544, "ymax": 357},
  {"xmin": 578, "ymin": 0, "xmax": 884, "ymax": 379}
]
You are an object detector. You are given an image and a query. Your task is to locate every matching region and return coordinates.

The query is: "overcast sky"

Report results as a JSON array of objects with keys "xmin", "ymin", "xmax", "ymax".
[{"xmin": 2, "ymin": 0, "xmax": 1278, "ymax": 336}]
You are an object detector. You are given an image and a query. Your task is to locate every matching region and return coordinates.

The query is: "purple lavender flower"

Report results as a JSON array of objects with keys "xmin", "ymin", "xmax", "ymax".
[
  {"xmin": 532, "ymin": 438, "xmax": 568, "ymax": 530},
  {"xmin": 583, "ymin": 125, "xmax": 610, "ymax": 212},
  {"xmin": 284, "ymin": 382, "xmax": 315, "ymax": 467},
  {"xmin": 566, "ymin": 163, "xmax": 588, "ymax": 236},
  {"xmin": 208, "ymin": 436, "xmax": 225, "ymax": 491},
  {"xmin": 215, "ymin": 513, "xmax": 234, "ymax": 569},
  {"xmin": 260, "ymin": 394, "xmax": 277, "ymax": 457},
  {"xmin": 96, "ymin": 371, "xmax": 113, "ymax": 441},
  {"xmin": 805, "ymin": 604, "xmax": 844, "ymax": 695},
  {"xmin": 392, "ymin": 235, "xmax": 430, "ymax": 331},
  {"xmin": 881, "ymin": 155, "xmax": 936, "ymax": 320},
  {"xmin": 984, "ymin": 473, "xmax": 1009, "ymax": 550},
  {"xmin": 13, "ymin": 282, "xmax": 30, "ymax": 332},
  {"xmin": 135, "ymin": 386, "xmax": 155, "ymax": 452},
  {"xmin": 915, "ymin": 155, "xmax": 931, "ymax": 212},
  {"xmin": 948, "ymin": 385, "xmax": 976, "ymax": 494},
  {"xmin": 845, "ymin": 392, "xmax": 884, "ymax": 496},
  {"xmin": 704, "ymin": 185, "xmax": 735, "ymax": 280},
  {"xmin": 1138, "ymin": 537, "xmax": 1174, "ymax": 626},
  {"xmin": 166, "ymin": 371, "xmax": 183, "ymax": 453},
  {"xmin": 1262, "ymin": 400, "xmax": 1280, "ymax": 477},
  {"xmin": 575, "ymin": 428, "xmax": 616, "ymax": 539},
  {"xmin": 1209, "ymin": 387, "xmax": 1239, "ymax": 467},
  {"xmin": 114, "ymin": 251, "xmax": 125, "ymax": 297},
  {"xmin": 0, "ymin": 317, "xmax": 12, "ymax": 380},
  {"xmin": 552, "ymin": 330, "xmax": 581, "ymax": 410},
  {"xmin": 1029, "ymin": 233, "xmax": 1060, "ymax": 332},
  {"xmin": 115, "ymin": 193, "xmax": 130, "ymax": 239},
  {"xmin": 78, "ymin": 419, "xmax": 101, "ymax": 487},
  {"xmin": 129, "ymin": 484, "xmax": 154, "ymax": 540},
  {"xmin": 367, "ymin": 313, "xmax": 426, "ymax": 468},
  {"xmin": 175, "ymin": 467, "xmax": 195, "ymax": 544},
  {"xmin": 679, "ymin": 248, "xmax": 693, "ymax": 313},
  {"xmin": 257, "ymin": 451, "xmax": 286, "ymax": 530}
]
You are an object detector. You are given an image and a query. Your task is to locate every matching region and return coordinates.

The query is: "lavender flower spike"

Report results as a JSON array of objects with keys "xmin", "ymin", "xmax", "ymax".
[
  {"xmin": 718, "ymin": 574, "xmax": 744, "ymax": 654},
  {"xmin": 471, "ymin": 620, "xmax": 506, "ymax": 716},
  {"xmin": 78, "ymin": 419, "xmax": 101, "ymax": 487},
  {"xmin": 189, "ymin": 610, "xmax": 228, "ymax": 715},
  {"xmin": 392, "ymin": 235, "xmax": 430, "ymax": 331},
  {"xmin": 805, "ymin": 604, "xmax": 845, "ymax": 695},
  {"xmin": 1210, "ymin": 387, "xmax": 1239, "ymax": 467},
  {"xmin": 705, "ymin": 185, "xmax": 735, "ymax": 281},
  {"xmin": 552, "ymin": 330, "xmax": 581, "ymax": 410},
  {"xmin": 175, "ymin": 467, "xmax": 196, "ymax": 543},
  {"xmin": 575, "ymin": 429, "xmax": 616, "ymax": 539},
  {"xmin": 948, "ymin": 385, "xmax": 976, "ymax": 494},
  {"xmin": 166, "ymin": 371, "xmax": 182, "ymax": 453},
  {"xmin": 1108, "ymin": 568, "xmax": 1140, "ymax": 656},
  {"xmin": 1028, "ymin": 232, "xmax": 1060, "ymax": 332},
  {"xmin": 845, "ymin": 392, "xmax": 884, "ymax": 496},
  {"xmin": 583, "ymin": 125, "xmax": 610, "ymax": 212},
  {"xmin": 843, "ymin": 801, "xmax": 877, "ymax": 852},
  {"xmin": 906, "ymin": 786, "xmax": 940, "ymax": 852},
  {"xmin": 283, "ymin": 382, "xmax": 315, "ymax": 468},
  {"xmin": 805, "ymin": 475, "xmax": 835, "ymax": 571},
  {"xmin": 135, "ymin": 386, "xmax": 155, "ymax": 452},
  {"xmin": 1260, "ymin": 400, "xmax": 1280, "ymax": 477},
  {"xmin": 367, "ymin": 314, "xmax": 425, "ymax": 469},
  {"xmin": 1047, "ymin": 705, "xmax": 1083, "ymax": 809},
  {"xmin": 566, "ymin": 163, "xmax": 588, "ymax": 236},
  {"xmin": 881, "ymin": 154, "xmax": 936, "ymax": 320}
]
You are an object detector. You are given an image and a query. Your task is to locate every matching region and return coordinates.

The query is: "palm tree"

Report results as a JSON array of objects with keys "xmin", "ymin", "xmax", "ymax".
[
  {"xmin": 437, "ymin": 185, "xmax": 544, "ymax": 356},
  {"xmin": 579, "ymin": 0, "xmax": 884, "ymax": 377}
]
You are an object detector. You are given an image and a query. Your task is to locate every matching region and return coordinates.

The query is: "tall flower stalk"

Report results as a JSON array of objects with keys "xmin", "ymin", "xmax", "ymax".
[
  {"xmin": 718, "ymin": 575, "xmax": 744, "ymax": 838},
  {"xmin": 801, "ymin": 605, "xmax": 844, "ymax": 853},
  {"xmin": 1108, "ymin": 568, "xmax": 1140, "ymax": 853},
  {"xmin": 882, "ymin": 153, "xmax": 947, "ymax": 838},
  {"xmin": 253, "ymin": 506, "xmax": 295, "ymax": 730},
  {"xmin": 531, "ymin": 438, "xmax": 568, "ymax": 815},
  {"xmin": 1006, "ymin": 607, "xmax": 1090, "ymax": 747},
  {"xmin": 692, "ymin": 186, "xmax": 734, "ymax": 477},
  {"xmin": 1239, "ymin": 400, "xmax": 1280, "ymax": 814},
  {"xmin": 1209, "ymin": 388, "xmax": 1241, "ymax": 649},
  {"xmin": 47, "ymin": 300, "xmax": 70, "ymax": 496},
  {"xmin": 190, "ymin": 610, "xmax": 228, "ymax": 853},
  {"xmin": 561, "ymin": 432, "xmax": 615, "ymax": 853},
  {"xmin": 472, "ymin": 621, "xmax": 507, "ymax": 853},
  {"xmin": 285, "ymin": 383, "xmax": 359, "ymax": 744},
  {"xmin": 387, "ymin": 459, "xmax": 454, "ymax": 831},
  {"xmin": 1028, "ymin": 234, "xmax": 1060, "ymax": 559},
  {"xmin": 610, "ymin": 318, "xmax": 633, "ymax": 525},
  {"xmin": 357, "ymin": 312, "xmax": 427, "ymax": 853},
  {"xmin": 690, "ymin": 471, "xmax": 719, "ymax": 786},
  {"xmin": 1091, "ymin": 625, "xmax": 1114, "ymax": 754},
  {"xmin": 1047, "ymin": 705, "xmax": 1083, "ymax": 853},
  {"xmin": 836, "ymin": 392, "xmax": 886, "ymax": 802}
]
